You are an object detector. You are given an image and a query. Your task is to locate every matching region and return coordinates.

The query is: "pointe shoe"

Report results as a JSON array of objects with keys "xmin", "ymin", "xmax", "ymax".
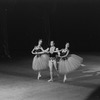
[
  {"xmin": 48, "ymin": 79, "xmax": 53, "ymax": 82},
  {"xmin": 81, "ymin": 64, "xmax": 86, "ymax": 67},
  {"xmin": 63, "ymin": 77, "xmax": 67, "ymax": 83},
  {"xmin": 96, "ymin": 72, "xmax": 100, "ymax": 76},
  {"xmin": 63, "ymin": 79, "xmax": 67, "ymax": 83},
  {"xmin": 63, "ymin": 79, "xmax": 66, "ymax": 83},
  {"xmin": 37, "ymin": 74, "xmax": 41, "ymax": 80}
]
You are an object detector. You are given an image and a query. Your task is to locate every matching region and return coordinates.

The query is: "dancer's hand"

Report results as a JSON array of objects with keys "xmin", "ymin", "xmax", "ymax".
[
  {"xmin": 56, "ymin": 48, "xmax": 58, "ymax": 51},
  {"xmin": 32, "ymin": 52, "xmax": 38, "ymax": 54},
  {"xmin": 44, "ymin": 48, "xmax": 49, "ymax": 53}
]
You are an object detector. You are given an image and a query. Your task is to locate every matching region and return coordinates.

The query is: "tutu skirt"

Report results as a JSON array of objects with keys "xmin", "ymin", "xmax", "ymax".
[
  {"xmin": 32, "ymin": 54, "xmax": 49, "ymax": 71},
  {"xmin": 58, "ymin": 54, "xmax": 83, "ymax": 74}
]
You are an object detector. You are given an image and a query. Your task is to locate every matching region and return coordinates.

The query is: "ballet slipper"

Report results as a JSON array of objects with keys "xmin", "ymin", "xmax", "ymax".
[
  {"xmin": 81, "ymin": 64, "xmax": 86, "ymax": 67},
  {"xmin": 63, "ymin": 75, "xmax": 67, "ymax": 83},
  {"xmin": 48, "ymin": 78, "xmax": 53, "ymax": 82},
  {"xmin": 37, "ymin": 73, "xmax": 41, "ymax": 80}
]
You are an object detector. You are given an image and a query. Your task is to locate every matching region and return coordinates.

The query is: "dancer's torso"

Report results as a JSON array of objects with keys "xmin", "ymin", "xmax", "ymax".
[
  {"xmin": 59, "ymin": 50, "xmax": 68, "ymax": 60},
  {"xmin": 34, "ymin": 47, "xmax": 42, "ymax": 57},
  {"xmin": 49, "ymin": 46, "xmax": 57, "ymax": 59}
]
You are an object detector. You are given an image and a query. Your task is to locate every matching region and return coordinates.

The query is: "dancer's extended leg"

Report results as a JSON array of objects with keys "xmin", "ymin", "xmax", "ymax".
[
  {"xmin": 53, "ymin": 60, "xmax": 57, "ymax": 70},
  {"xmin": 53, "ymin": 60, "xmax": 59, "ymax": 77},
  {"xmin": 48, "ymin": 60, "xmax": 53, "ymax": 82}
]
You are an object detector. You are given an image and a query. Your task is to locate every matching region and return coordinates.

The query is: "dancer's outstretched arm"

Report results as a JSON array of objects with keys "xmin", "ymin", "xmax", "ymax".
[
  {"xmin": 54, "ymin": 48, "xmax": 60, "ymax": 53},
  {"xmin": 40, "ymin": 47, "xmax": 44, "ymax": 52},
  {"xmin": 31, "ymin": 46, "xmax": 37, "ymax": 54},
  {"xmin": 44, "ymin": 48, "xmax": 49, "ymax": 53}
]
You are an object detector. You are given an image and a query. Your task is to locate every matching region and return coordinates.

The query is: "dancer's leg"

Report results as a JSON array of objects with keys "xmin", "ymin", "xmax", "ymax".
[
  {"xmin": 53, "ymin": 60, "xmax": 57, "ymax": 70},
  {"xmin": 48, "ymin": 60, "xmax": 53, "ymax": 82},
  {"xmin": 37, "ymin": 71, "xmax": 41, "ymax": 80},
  {"xmin": 63, "ymin": 74, "xmax": 67, "ymax": 83},
  {"xmin": 53, "ymin": 60, "xmax": 59, "ymax": 77}
]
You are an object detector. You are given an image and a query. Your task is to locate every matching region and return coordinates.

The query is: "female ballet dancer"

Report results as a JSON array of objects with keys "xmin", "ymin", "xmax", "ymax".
[
  {"xmin": 57, "ymin": 43, "xmax": 84, "ymax": 82},
  {"xmin": 31, "ymin": 39, "xmax": 49, "ymax": 80},
  {"xmin": 47, "ymin": 41, "xmax": 59, "ymax": 82}
]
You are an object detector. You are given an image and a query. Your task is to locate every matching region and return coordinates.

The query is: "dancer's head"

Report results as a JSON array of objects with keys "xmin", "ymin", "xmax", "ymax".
[
  {"xmin": 50, "ymin": 41, "xmax": 55, "ymax": 46},
  {"xmin": 38, "ymin": 39, "xmax": 42, "ymax": 46},
  {"xmin": 65, "ymin": 43, "xmax": 69, "ymax": 49}
]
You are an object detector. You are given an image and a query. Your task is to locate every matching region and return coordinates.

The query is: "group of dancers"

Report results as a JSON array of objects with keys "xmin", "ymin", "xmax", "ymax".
[{"xmin": 31, "ymin": 39, "xmax": 85, "ymax": 83}]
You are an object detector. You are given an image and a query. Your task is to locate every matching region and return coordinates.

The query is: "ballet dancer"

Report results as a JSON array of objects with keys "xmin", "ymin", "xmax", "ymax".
[
  {"xmin": 31, "ymin": 39, "xmax": 49, "ymax": 80},
  {"xmin": 57, "ymin": 43, "xmax": 84, "ymax": 82},
  {"xmin": 47, "ymin": 41, "xmax": 59, "ymax": 82}
]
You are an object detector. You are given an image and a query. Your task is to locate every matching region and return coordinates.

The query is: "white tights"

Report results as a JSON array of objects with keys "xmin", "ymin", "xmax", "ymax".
[{"xmin": 48, "ymin": 59, "xmax": 57, "ymax": 82}]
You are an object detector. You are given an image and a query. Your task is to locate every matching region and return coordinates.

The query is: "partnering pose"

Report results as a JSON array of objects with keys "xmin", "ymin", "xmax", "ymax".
[
  {"xmin": 47, "ymin": 41, "xmax": 59, "ymax": 82},
  {"xmin": 58, "ymin": 43, "xmax": 84, "ymax": 82},
  {"xmin": 31, "ymin": 39, "xmax": 49, "ymax": 80}
]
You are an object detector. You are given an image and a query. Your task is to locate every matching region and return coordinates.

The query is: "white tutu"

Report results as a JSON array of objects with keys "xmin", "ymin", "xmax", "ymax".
[
  {"xmin": 32, "ymin": 54, "xmax": 49, "ymax": 71},
  {"xmin": 58, "ymin": 54, "xmax": 83, "ymax": 74}
]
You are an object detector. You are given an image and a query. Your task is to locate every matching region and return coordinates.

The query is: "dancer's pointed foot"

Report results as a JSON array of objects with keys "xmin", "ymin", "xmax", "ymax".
[
  {"xmin": 81, "ymin": 64, "xmax": 86, "ymax": 67},
  {"xmin": 96, "ymin": 72, "xmax": 100, "ymax": 76},
  {"xmin": 37, "ymin": 73, "xmax": 41, "ymax": 80},
  {"xmin": 63, "ymin": 79, "xmax": 67, "ymax": 83},
  {"xmin": 48, "ymin": 79, "xmax": 53, "ymax": 82},
  {"xmin": 63, "ymin": 75, "xmax": 67, "ymax": 83}
]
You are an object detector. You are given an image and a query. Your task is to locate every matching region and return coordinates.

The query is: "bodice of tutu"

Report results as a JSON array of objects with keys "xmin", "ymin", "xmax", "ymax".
[
  {"xmin": 49, "ymin": 46, "xmax": 57, "ymax": 57},
  {"xmin": 33, "ymin": 47, "xmax": 43, "ymax": 57},
  {"xmin": 36, "ymin": 49, "xmax": 42, "ymax": 52},
  {"xmin": 59, "ymin": 50, "xmax": 68, "ymax": 60},
  {"xmin": 49, "ymin": 52, "xmax": 58, "ymax": 58},
  {"xmin": 33, "ymin": 48, "xmax": 42, "ymax": 53}
]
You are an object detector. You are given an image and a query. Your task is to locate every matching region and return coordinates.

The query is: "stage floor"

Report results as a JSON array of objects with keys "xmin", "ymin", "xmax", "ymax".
[{"xmin": 0, "ymin": 54, "xmax": 100, "ymax": 100}]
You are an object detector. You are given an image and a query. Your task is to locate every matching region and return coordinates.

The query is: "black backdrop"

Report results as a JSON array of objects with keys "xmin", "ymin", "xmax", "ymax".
[{"xmin": 0, "ymin": 0, "xmax": 100, "ymax": 56}]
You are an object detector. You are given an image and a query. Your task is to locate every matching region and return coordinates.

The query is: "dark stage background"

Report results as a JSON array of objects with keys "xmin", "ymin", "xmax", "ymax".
[{"xmin": 0, "ymin": 0, "xmax": 100, "ymax": 57}]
